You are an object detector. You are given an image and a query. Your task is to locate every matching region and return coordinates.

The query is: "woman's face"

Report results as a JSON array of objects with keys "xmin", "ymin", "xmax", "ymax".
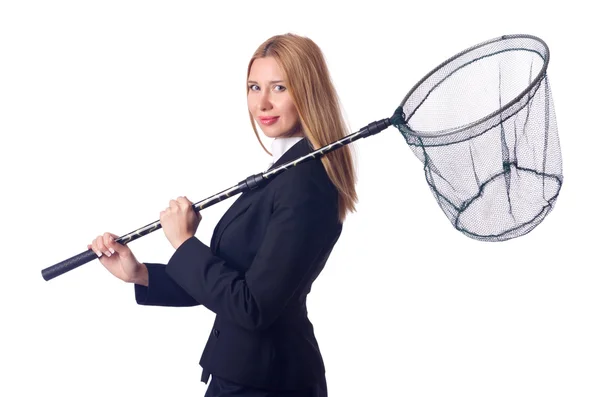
[{"xmin": 247, "ymin": 57, "xmax": 302, "ymax": 139}]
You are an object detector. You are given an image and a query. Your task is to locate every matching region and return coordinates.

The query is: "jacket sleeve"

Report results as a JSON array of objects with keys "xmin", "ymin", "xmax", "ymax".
[
  {"xmin": 164, "ymin": 173, "xmax": 341, "ymax": 330},
  {"xmin": 134, "ymin": 262, "xmax": 200, "ymax": 307}
]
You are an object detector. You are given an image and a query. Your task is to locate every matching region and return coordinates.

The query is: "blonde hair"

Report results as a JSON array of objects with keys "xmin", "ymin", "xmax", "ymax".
[{"xmin": 247, "ymin": 33, "xmax": 358, "ymax": 223}]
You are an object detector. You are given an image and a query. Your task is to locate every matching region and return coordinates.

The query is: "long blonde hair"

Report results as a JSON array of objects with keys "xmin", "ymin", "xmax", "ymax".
[{"xmin": 247, "ymin": 33, "xmax": 358, "ymax": 223}]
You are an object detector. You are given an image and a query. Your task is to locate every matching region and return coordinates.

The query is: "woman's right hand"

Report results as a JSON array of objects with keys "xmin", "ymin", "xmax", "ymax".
[{"xmin": 88, "ymin": 232, "xmax": 145, "ymax": 284}]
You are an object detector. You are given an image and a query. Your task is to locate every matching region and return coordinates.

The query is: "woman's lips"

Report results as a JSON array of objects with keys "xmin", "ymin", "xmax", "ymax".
[{"xmin": 259, "ymin": 116, "xmax": 279, "ymax": 126}]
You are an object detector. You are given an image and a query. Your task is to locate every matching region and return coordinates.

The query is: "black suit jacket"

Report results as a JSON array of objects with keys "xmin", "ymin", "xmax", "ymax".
[{"xmin": 134, "ymin": 138, "xmax": 343, "ymax": 391}]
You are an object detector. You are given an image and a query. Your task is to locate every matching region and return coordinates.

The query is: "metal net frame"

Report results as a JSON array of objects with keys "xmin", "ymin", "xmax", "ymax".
[{"xmin": 393, "ymin": 34, "xmax": 562, "ymax": 241}]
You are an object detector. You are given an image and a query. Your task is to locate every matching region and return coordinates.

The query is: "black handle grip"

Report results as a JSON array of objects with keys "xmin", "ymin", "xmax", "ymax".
[{"xmin": 41, "ymin": 249, "xmax": 99, "ymax": 281}]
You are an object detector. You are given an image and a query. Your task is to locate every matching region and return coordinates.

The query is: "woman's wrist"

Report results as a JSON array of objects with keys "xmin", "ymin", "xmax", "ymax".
[{"xmin": 131, "ymin": 262, "xmax": 149, "ymax": 286}]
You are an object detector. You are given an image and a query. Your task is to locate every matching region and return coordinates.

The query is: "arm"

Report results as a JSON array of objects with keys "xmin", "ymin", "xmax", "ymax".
[
  {"xmin": 165, "ymin": 174, "xmax": 340, "ymax": 330},
  {"xmin": 133, "ymin": 262, "xmax": 200, "ymax": 307}
]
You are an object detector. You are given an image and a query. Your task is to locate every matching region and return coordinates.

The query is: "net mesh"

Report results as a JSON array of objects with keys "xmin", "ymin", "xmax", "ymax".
[{"xmin": 393, "ymin": 35, "xmax": 562, "ymax": 241}]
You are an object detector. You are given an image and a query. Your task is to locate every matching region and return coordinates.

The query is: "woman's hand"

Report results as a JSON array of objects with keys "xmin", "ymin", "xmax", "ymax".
[
  {"xmin": 160, "ymin": 196, "xmax": 201, "ymax": 250},
  {"xmin": 88, "ymin": 232, "xmax": 145, "ymax": 284}
]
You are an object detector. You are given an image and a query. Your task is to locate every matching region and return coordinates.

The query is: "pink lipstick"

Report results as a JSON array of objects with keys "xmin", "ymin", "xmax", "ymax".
[{"xmin": 259, "ymin": 116, "xmax": 279, "ymax": 126}]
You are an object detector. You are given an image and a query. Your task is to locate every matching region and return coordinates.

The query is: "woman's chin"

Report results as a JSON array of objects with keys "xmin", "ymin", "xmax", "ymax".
[{"xmin": 260, "ymin": 129, "xmax": 279, "ymax": 139}]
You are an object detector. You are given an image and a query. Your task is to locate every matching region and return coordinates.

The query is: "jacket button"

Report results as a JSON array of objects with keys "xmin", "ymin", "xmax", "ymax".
[{"xmin": 213, "ymin": 329, "xmax": 220, "ymax": 338}]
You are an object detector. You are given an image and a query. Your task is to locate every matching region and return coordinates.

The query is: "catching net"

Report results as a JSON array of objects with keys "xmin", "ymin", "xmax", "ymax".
[{"xmin": 392, "ymin": 34, "xmax": 562, "ymax": 241}]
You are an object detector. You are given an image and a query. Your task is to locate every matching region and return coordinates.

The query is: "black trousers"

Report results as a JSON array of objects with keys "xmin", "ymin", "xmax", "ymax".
[{"xmin": 204, "ymin": 374, "xmax": 327, "ymax": 397}]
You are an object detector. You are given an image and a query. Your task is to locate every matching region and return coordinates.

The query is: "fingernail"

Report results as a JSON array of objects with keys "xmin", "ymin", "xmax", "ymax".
[
  {"xmin": 96, "ymin": 251, "xmax": 102, "ymax": 257},
  {"xmin": 105, "ymin": 251, "xmax": 111, "ymax": 257},
  {"xmin": 109, "ymin": 248, "xmax": 115, "ymax": 254}
]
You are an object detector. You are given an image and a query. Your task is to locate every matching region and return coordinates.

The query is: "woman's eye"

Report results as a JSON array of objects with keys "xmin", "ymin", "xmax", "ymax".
[
  {"xmin": 274, "ymin": 85, "xmax": 286, "ymax": 92},
  {"xmin": 249, "ymin": 84, "xmax": 259, "ymax": 91}
]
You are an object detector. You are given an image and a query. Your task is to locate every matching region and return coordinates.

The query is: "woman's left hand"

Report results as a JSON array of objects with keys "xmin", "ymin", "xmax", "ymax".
[{"xmin": 160, "ymin": 196, "xmax": 201, "ymax": 249}]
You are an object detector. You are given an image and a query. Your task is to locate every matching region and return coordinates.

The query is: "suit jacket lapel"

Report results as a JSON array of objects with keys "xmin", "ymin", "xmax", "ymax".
[
  {"xmin": 211, "ymin": 138, "xmax": 313, "ymax": 253},
  {"xmin": 210, "ymin": 193, "xmax": 253, "ymax": 252}
]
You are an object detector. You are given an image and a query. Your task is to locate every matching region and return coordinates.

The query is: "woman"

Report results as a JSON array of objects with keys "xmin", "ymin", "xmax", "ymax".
[{"xmin": 88, "ymin": 33, "xmax": 357, "ymax": 397}]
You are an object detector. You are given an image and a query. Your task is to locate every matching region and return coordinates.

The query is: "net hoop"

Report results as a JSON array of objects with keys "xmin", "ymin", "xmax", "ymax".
[{"xmin": 396, "ymin": 34, "xmax": 550, "ymax": 142}]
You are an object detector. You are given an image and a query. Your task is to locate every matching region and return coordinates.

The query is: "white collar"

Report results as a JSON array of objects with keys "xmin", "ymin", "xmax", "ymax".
[{"xmin": 268, "ymin": 136, "xmax": 304, "ymax": 168}]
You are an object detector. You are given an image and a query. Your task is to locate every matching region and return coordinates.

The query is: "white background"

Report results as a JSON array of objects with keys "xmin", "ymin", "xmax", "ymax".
[{"xmin": 1, "ymin": 1, "xmax": 598, "ymax": 396}]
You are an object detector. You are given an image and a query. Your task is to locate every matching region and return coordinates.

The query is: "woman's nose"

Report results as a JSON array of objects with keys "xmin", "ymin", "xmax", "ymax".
[{"xmin": 259, "ymin": 92, "xmax": 272, "ymax": 111}]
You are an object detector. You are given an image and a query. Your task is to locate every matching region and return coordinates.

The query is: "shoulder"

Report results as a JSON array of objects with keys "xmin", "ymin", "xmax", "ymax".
[
  {"xmin": 274, "ymin": 155, "xmax": 336, "ymax": 195},
  {"xmin": 268, "ymin": 158, "xmax": 338, "ymax": 220}
]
